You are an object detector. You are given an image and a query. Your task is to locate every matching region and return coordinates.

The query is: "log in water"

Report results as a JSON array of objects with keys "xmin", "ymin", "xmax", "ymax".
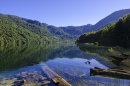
[
  {"xmin": 41, "ymin": 64, "xmax": 72, "ymax": 86},
  {"xmin": 90, "ymin": 67, "xmax": 130, "ymax": 80}
]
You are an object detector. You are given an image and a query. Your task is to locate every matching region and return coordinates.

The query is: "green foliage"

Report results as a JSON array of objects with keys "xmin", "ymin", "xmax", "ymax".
[
  {"xmin": 108, "ymin": 47, "xmax": 114, "ymax": 52},
  {"xmin": 0, "ymin": 14, "xmax": 62, "ymax": 47},
  {"xmin": 94, "ymin": 42, "xmax": 99, "ymax": 46},
  {"xmin": 77, "ymin": 14, "xmax": 130, "ymax": 48}
]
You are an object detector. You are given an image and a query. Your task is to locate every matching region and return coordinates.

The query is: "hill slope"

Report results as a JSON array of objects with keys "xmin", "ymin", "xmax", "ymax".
[
  {"xmin": 1, "ymin": 8, "xmax": 130, "ymax": 46},
  {"xmin": 0, "ymin": 14, "xmax": 59, "ymax": 47},
  {"xmin": 59, "ymin": 8, "xmax": 130, "ymax": 35},
  {"xmin": 76, "ymin": 14, "xmax": 130, "ymax": 48},
  {"xmin": 92, "ymin": 8, "xmax": 130, "ymax": 31},
  {"xmin": 21, "ymin": 18, "xmax": 76, "ymax": 40}
]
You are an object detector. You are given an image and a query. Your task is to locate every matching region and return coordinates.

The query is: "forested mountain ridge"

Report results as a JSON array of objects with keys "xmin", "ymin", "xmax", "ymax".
[
  {"xmin": 0, "ymin": 13, "xmax": 78, "ymax": 48},
  {"xmin": 20, "ymin": 17, "xmax": 76, "ymax": 39},
  {"xmin": 6, "ymin": 8, "xmax": 130, "ymax": 39},
  {"xmin": 92, "ymin": 8, "xmax": 130, "ymax": 31},
  {"xmin": 76, "ymin": 14, "xmax": 130, "ymax": 48},
  {"xmin": 7, "ymin": 15, "xmax": 52, "ymax": 37},
  {"xmin": 0, "ymin": 14, "xmax": 59, "ymax": 47},
  {"xmin": 60, "ymin": 24, "xmax": 93, "ymax": 35},
  {"xmin": 59, "ymin": 9, "xmax": 130, "ymax": 35},
  {"xmin": 1, "ymin": 8, "xmax": 130, "ymax": 47}
]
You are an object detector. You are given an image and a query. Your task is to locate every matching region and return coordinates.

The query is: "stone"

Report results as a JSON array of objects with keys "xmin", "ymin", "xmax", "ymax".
[{"xmin": 43, "ymin": 80, "xmax": 50, "ymax": 85}]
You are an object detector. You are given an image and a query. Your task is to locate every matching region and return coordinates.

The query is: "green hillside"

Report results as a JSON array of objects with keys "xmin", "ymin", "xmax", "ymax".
[
  {"xmin": 6, "ymin": 14, "xmax": 76, "ymax": 40},
  {"xmin": 77, "ymin": 14, "xmax": 130, "ymax": 48},
  {"xmin": 0, "ymin": 14, "xmax": 59, "ymax": 47}
]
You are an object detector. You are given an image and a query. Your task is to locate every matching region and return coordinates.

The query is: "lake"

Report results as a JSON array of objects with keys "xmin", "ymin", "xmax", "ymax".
[{"xmin": 0, "ymin": 43, "xmax": 130, "ymax": 86}]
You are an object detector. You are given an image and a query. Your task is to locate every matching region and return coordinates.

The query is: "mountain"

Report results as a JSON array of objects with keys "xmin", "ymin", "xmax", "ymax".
[
  {"xmin": 21, "ymin": 18, "xmax": 76, "ymax": 39},
  {"xmin": 7, "ymin": 15, "xmax": 52, "ymax": 37},
  {"xmin": 1, "ymin": 8, "xmax": 130, "ymax": 47},
  {"xmin": 57, "ymin": 9, "xmax": 130, "ymax": 36},
  {"xmin": 92, "ymin": 8, "xmax": 130, "ymax": 31},
  {"xmin": 76, "ymin": 14, "xmax": 130, "ymax": 48},
  {"xmin": 0, "ymin": 14, "xmax": 60, "ymax": 47},
  {"xmin": 6, "ymin": 14, "xmax": 79, "ymax": 40},
  {"xmin": 60, "ymin": 24, "xmax": 93, "ymax": 35}
]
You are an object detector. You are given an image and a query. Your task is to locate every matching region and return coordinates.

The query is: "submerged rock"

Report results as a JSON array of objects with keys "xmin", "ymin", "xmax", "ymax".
[
  {"xmin": 0, "ymin": 69, "xmax": 51, "ymax": 86},
  {"xmin": 43, "ymin": 80, "xmax": 50, "ymax": 85}
]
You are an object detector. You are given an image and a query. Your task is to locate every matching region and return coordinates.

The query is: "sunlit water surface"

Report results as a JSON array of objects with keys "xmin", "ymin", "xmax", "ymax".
[{"xmin": 0, "ymin": 44, "xmax": 130, "ymax": 86}]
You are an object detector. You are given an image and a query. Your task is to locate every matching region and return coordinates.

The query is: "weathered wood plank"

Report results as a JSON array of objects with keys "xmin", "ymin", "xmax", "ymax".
[{"xmin": 41, "ymin": 64, "xmax": 72, "ymax": 86}]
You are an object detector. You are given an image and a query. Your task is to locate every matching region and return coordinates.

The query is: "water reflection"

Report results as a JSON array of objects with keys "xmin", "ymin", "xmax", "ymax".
[
  {"xmin": 0, "ymin": 43, "xmax": 60, "ymax": 72},
  {"xmin": 77, "ymin": 43, "xmax": 130, "ymax": 71},
  {"xmin": 43, "ymin": 45, "xmax": 130, "ymax": 86},
  {"xmin": 0, "ymin": 43, "xmax": 130, "ymax": 86}
]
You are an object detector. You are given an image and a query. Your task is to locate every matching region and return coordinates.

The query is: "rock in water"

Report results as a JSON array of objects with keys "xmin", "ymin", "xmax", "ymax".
[{"xmin": 20, "ymin": 79, "xmax": 26, "ymax": 84}]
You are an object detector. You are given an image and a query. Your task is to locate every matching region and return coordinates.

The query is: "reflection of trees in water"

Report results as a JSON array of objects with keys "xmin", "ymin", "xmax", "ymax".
[
  {"xmin": 3, "ymin": 42, "xmax": 130, "ymax": 72},
  {"xmin": 77, "ymin": 43, "xmax": 130, "ymax": 70},
  {"xmin": 0, "ymin": 43, "xmax": 78, "ymax": 72},
  {"xmin": 0, "ymin": 44, "xmax": 57, "ymax": 72}
]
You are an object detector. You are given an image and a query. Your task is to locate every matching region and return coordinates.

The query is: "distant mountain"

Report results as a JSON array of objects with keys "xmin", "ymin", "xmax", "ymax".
[
  {"xmin": 57, "ymin": 9, "xmax": 130, "ymax": 35},
  {"xmin": 60, "ymin": 24, "xmax": 93, "ymax": 35},
  {"xmin": 77, "ymin": 14, "xmax": 130, "ymax": 48},
  {"xmin": 1, "ymin": 8, "xmax": 130, "ymax": 46},
  {"xmin": 92, "ymin": 8, "xmax": 130, "ymax": 31},
  {"xmin": 21, "ymin": 18, "xmax": 76, "ymax": 39}
]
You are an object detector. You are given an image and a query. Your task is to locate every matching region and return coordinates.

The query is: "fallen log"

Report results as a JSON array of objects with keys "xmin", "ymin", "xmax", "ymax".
[
  {"xmin": 90, "ymin": 67, "xmax": 130, "ymax": 79},
  {"xmin": 41, "ymin": 64, "xmax": 72, "ymax": 86}
]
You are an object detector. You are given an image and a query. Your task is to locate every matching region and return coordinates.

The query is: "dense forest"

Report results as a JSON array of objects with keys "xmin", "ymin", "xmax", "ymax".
[
  {"xmin": 77, "ymin": 14, "xmax": 130, "ymax": 48},
  {"xmin": 0, "ymin": 14, "xmax": 70, "ymax": 47},
  {"xmin": 1, "ymin": 14, "xmax": 59, "ymax": 44},
  {"xmin": 1, "ymin": 8, "xmax": 130, "ymax": 47}
]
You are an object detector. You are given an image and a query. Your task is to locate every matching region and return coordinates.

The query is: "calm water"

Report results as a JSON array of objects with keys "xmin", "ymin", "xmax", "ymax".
[{"xmin": 0, "ymin": 44, "xmax": 130, "ymax": 86}]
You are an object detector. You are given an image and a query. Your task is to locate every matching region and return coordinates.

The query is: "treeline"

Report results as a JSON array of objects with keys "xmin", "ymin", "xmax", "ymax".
[
  {"xmin": 19, "ymin": 16, "xmax": 77, "ymax": 40},
  {"xmin": 0, "ymin": 14, "xmax": 60, "ymax": 47},
  {"xmin": 77, "ymin": 14, "xmax": 130, "ymax": 48}
]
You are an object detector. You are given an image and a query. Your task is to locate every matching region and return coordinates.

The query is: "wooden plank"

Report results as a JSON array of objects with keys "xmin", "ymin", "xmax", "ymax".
[{"xmin": 41, "ymin": 64, "xmax": 72, "ymax": 86}]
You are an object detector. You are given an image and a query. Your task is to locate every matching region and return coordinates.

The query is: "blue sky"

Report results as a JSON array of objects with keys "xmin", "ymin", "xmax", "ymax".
[{"xmin": 0, "ymin": 0, "xmax": 130, "ymax": 26}]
